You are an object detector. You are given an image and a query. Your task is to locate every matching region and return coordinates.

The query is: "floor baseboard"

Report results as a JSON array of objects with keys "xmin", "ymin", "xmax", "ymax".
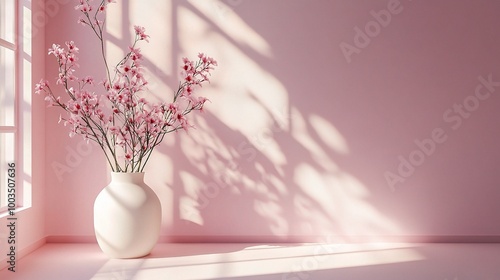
[
  {"xmin": 0, "ymin": 237, "xmax": 46, "ymax": 271},
  {"xmin": 44, "ymin": 235, "xmax": 500, "ymax": 244}
]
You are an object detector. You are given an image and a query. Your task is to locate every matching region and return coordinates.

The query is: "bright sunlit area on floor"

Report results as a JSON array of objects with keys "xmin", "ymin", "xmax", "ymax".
[{"xmin": 1, "ymin": 243, "xmax": 500, "ymax": 280}]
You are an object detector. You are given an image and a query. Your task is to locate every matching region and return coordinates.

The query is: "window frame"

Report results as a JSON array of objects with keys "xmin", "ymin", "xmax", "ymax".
[{"xmin": 0, "ymin": 0, "xmax": 28, "ymax": 215}]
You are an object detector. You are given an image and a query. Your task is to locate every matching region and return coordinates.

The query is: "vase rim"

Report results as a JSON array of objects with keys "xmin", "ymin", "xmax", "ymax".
[{"xmin": 110, "ymin": 172, "xmax": 145, "ymax": 183}]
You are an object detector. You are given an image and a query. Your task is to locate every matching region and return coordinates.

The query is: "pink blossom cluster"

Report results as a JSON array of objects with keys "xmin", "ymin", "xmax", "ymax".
[{"xmin": 35, "ymin": 0, "xmax": 217, "ymax": 172}]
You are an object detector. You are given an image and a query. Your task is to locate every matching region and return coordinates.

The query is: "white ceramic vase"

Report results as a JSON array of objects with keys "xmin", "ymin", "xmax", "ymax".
[{"xmin": 94, "ymin": 172, "xmax": 161, "ymax": 258}]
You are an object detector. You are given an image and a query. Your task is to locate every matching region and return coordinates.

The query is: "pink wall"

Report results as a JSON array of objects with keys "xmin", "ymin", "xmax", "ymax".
[{"xmin": 44, "ymin": 0, "xmax": 500, "ymax": 242}]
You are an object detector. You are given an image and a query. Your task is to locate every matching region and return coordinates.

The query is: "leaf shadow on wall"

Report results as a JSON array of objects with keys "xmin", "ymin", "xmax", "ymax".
[
  {"xmin": 105, "ymin": 0, "xmax": 403, "ymax": 242},
  {"xmin": 153, "ymin": 0, "xmax": 403, "ymax": 242}
]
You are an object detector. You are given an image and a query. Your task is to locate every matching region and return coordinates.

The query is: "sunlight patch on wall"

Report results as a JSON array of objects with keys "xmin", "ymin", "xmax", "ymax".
[
  {"xmin": 309, "ymin": 114, "xmax": 349, "ymax": 155},
  {"xmin": 291, "ymin": 107, "xmax": 340, "ymax": 172},
  {"xmin": 179, "ymin": 171, "xmax": 205, "ymax": 225},
  {"xmin": 178, "ymin": 5, "xmax": 289, "ymax": 170},
  {"xmin": 131, "ymin": 0, "xmax": 173, "ymax": 95},
  {"xmin": 106, "ymin": 0, "xmax": 173, "ymax": 102},
  {"xmin": 105, "ymin": 0, "xmax": 123, "ymax": 42},
  {"xmin": 178, "ymin": 4, "xmax": 287, "ymax": 127},
  {"xmin": 143, "ymin": 149, "xmax": 175, "ymax": 228},
  {"xmin": 175, "ymin": 0, "xmax": 402, "ymax": 238},
  {"xmin": 254, "ymin": 199, "xmax": 289, "ymax": 235},
  {"xmin": 179, "ymin": 119, "xmax": 287, "ymax": 200},
  {"xmin": 294, "ymin": 163, "xmax": 400, "ymax": 237},
  {"xmin": 178, "ymin": 6, "xmax": 213, "ymax": 56},
  {"xmin": 104, "ymin": 40, "xmax": 124, "ymax": 71},
  {"xmin": 294, "ymin": 165, "xmax": 333, "ymax": 205},
  {"xmin": 187, "ymin": 0, "xmax": 273, "ymax": 58},
  {"xmin": 255, "ymin": 162, "xmax": 288, "ymax": 195},
  {"xmin": 179, "ymin": 130, "xmax": 209, "ymax": 175}
]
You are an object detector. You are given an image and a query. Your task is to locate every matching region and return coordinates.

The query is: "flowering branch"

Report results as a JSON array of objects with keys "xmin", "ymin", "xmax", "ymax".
[{"xmin": 36, "ymin": 0, "xmax": 217, "ymax": 172}]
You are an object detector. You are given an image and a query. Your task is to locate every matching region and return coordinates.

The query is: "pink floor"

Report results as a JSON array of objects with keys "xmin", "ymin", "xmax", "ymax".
[{"xmin": 0, "ymin": 243, "xmax": 499, "ymax": 279}]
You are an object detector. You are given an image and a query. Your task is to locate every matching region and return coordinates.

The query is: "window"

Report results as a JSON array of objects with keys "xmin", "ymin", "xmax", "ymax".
[{"xmin": 0, "ymin": 0, "xmax": 31, "ymax": 214}]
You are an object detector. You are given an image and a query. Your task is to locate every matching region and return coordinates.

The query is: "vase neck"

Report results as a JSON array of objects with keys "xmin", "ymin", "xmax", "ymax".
[{"xmin": 110, "ymin": 172, "xmax": 145, "ymax": 184}]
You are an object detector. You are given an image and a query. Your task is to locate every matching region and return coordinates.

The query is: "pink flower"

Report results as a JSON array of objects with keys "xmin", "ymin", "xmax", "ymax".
[
  {"xmin": 77, "ymin": 17, "xmax": 87, "ymax": 25},
  {"xmin": 184, "ymin": 85, "xmax": 194, "ymax": 96},
  {"xmin": 82, "ymin": 76, "xmax": 94, "ymax": 85},
  {"xmin": 66, "ymin": 41, "xmax": 79, "ymax": 53},
  {"xmin": 195, "ymin": 96, "xmax": 209, "ymax": 108},
  {"xmin": 94, "ymin": 19, "xmax": 104, "ymax": 26},
  {"xmin": 35, "ymin": 79, "xmax": 49, "ymax": 95},
  {"xmin": 185, "ymin": 74, "xmax": 194, "ymax": 83},
  {"xmin": 134, "ymin": 25, "xmax": 150, "ymax": 42},
  {"xmin": 75, "ymin": 3, "xmax": 92, "ymax": 12},
  {"xmin": 48, "ymin": 44, "xmax": 62, "ymax": 56},
  {"xmin": 129, "ymin": 47, "xmax": 142, "ymax": 61},
  {"xmin": 168, "ymin": 102, "xmax": 178, "ymax": 113},
  {"xmin": 56, "ymin": 73, "xmax": 65, "ymax": 85},
  {"xmin": 175, "ymin": 112, "xmax": 189, "ymax": 131},
  {"xmin": 182, "ymin": 60, "xmax": 194, "ymax": 72},
  {"xmin": 67, "ymin": 53, "xmax": 78, "ymax": 65},
  {"xmin": 125, "ymin": 151, "xmax": 133, "ymax": 162},
  {"xmin": 121, "ymin": 63, "xmax": 132, "ymax": 73},
  {"xmin": 109, "ymin": 126, "xmax": 120, "ymax": 135},
  {"xmin": 70, "ymin": 102, "xmax": 81, "ymax": 114},
  {"xmin": 198, "ymin": 52, "xmax": 218, "ymax": 66}
]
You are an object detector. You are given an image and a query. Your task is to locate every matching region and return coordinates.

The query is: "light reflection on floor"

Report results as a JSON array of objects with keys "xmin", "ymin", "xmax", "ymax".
[{"xmin": 1, "ymin": 242, "xmax": 499, "ymax": 280}]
